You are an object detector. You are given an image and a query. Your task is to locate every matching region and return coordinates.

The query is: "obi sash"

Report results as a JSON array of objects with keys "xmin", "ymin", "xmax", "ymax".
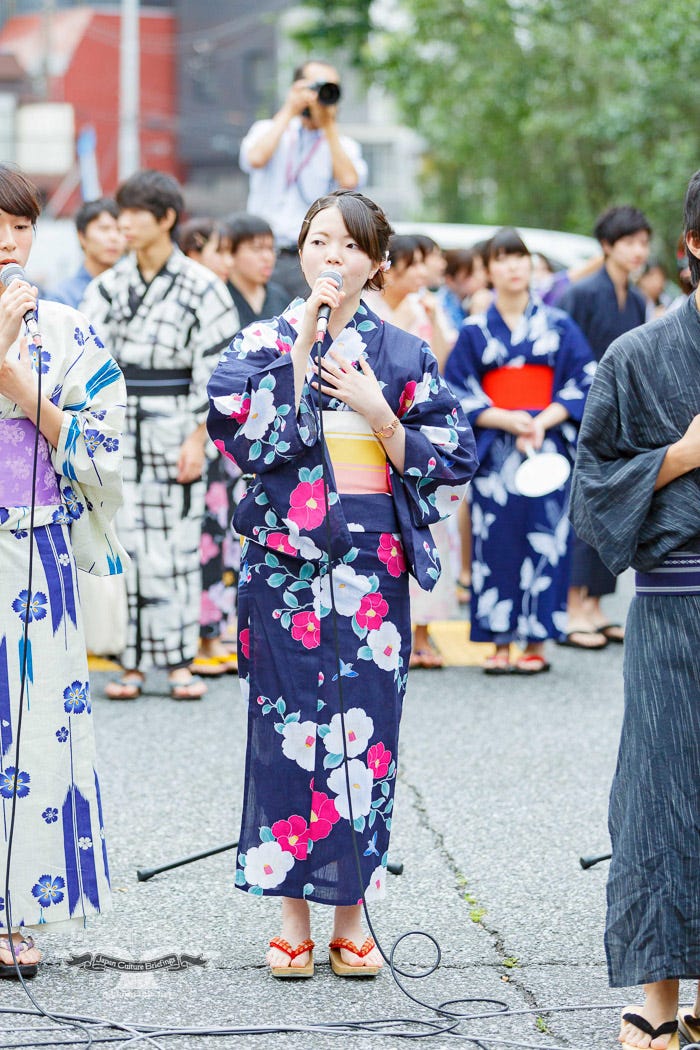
[
  {"xmin": 122, "ymin": 365, "xmax": 192, "ymax": 398},
  {"xmin": 635, "ymin": 550, "xmax": 700, "ymax": 595},
  {"xmin": 482, "ymin": 364, "xmax": 554, "ymax": 410},
  {"xmin": 0, "ymin": 417, "xmax": 61, "ymax": 507},
  {"xmin": 322, "ymin": 411, "xmax": 390, "ymax": 495}
]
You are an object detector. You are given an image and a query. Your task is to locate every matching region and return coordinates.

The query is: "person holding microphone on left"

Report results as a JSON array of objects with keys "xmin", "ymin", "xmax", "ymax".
[{"xmin": 0, "ymin": 164, "xmax": 126, "ymax": 977}]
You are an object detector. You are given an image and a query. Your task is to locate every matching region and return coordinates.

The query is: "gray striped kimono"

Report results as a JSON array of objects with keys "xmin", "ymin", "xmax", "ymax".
[
  {"xmin": 81, "ymin": 249, "xmax": 238, "ymax": 671},
  {"xmin": 570, "ymin": 292, "xmax": 700, "ymax": 986}
]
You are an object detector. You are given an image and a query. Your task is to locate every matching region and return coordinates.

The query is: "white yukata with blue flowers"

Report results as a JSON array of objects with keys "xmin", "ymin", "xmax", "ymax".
[{"xmin": 0, "ymin": 299, "xmax": 126, "ymax": 933}]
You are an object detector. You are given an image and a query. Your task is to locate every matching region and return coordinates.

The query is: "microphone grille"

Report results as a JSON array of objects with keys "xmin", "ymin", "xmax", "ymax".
[
  {"xmin": 319, "ymin": 268, "xmax": 343, "ymax": 290},
  {"xmin": 0, "ymin": 262, "xmax": 25, "ymax": 288}
]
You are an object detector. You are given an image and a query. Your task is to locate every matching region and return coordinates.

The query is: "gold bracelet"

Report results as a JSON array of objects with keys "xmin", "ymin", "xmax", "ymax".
[{"xmin": 372, "ymin": 416, "xmax": 400, "ymax": 439}]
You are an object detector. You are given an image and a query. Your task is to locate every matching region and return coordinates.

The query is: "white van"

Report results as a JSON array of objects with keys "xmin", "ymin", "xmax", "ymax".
[{"xmin": 392, "ymin": 221, "xmax": 599, "ymax": 271}]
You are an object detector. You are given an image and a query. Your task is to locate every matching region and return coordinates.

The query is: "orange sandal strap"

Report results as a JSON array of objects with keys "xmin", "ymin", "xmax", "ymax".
[
  {"xmin": 328, "ymin": 936, "xmax": 375, "ymax": 958},
  {"xmin": 268, "ymin": 937, "xmax": 314, "ymax": 960}
]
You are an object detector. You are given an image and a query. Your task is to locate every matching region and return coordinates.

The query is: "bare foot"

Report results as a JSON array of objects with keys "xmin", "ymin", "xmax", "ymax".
[
  {"xmin": 332, "ymin": 905, "xmax": 383, "ymax": 969},
  {"xmin": 168, "ymin": 669, "xmax": 207, "ymax": 700},
  {"xmin": 0, "ymin": 934, "xmax": 42, "ymax": 967},
  {"xmin": 619, "ymin": 1005, "xmax": 678, "ymax": 1048},
  {"xmin": 267, "ymin": 899, "xmax": 312, "ymax": 971},
  {"xmin": 104, "ymin": 670, "xmax": 144, "ymax": 700}
]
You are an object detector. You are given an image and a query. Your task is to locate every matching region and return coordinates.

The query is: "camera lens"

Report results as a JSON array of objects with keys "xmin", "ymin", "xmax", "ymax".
[{"xmin": 317, "ymin": 82, "xmax": 341, "ymax": 106}]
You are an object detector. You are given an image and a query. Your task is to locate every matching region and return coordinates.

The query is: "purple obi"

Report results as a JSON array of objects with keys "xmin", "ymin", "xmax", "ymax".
[{"xmin": 0, "ymin": 417, "xmax": 61, "ymax": 508}]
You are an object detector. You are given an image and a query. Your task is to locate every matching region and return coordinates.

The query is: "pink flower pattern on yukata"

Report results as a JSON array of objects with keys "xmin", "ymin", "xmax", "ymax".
[
  {"xmin": 367, "ymin": 741, "xmax": 392, "ymax": 779},
  {"xmin": 308, "ymin": 787, "xmax": 341, "ymax": 841},
  {"xmin": 272, "ymin": 815, "xmax": 310, "ymax": 860},
  {"xmin": 266, "ymin": 531, "xmax": 296, "ymax": 556},
  {"xmin": 239, "ymin": 628, "xmax": 250, "ymax": 659},
  {"xmin": 213, "ymin": 438, "xmax": 237, "ymax": 464},
  {"xmin": 288, "ymin": 478, "xmax": 326, "ymax": 530},
  {"xmin": 377, "ymin": 533, "xmax": 407, "ymax": 577},
  {"xmin": 398, "ymin": 380, "xmax": 417, "ymax": 417},
  {"xmin": 290, "ymin": 610, "xmax": 321, "ymax": 649},
  {"xmin": 205, "ymin": 481, "xmax": 230, "ymax": 514},
  {"xmin": 199, "ymin": 532, "xmax": 219, "ymax": 564},
  {"xmin": 355, "ymin": 591, "xmax": 388, "ymax": 632}
]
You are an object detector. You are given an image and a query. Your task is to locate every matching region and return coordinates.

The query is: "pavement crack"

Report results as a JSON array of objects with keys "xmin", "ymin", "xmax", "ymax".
[{"xmin": 399, "ymin": 774, "xmax": 575, "ymax": 1046}]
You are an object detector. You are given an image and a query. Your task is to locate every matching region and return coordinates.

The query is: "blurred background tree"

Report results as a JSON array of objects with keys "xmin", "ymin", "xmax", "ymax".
[{"xmin": 290, "ymin": 0, "xmax": 699, "ymax": 255}]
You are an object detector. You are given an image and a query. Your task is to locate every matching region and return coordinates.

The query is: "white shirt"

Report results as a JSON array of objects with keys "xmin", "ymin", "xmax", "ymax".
[{"xmin": 239, "ymin": 117, "xmax": 367, "ymax": 248}]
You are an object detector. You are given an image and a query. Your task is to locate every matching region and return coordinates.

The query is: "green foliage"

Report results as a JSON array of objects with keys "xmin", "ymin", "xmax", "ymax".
[{"xmin": 289, "ymin": 0, "xmax": 700, "ymax": 253}]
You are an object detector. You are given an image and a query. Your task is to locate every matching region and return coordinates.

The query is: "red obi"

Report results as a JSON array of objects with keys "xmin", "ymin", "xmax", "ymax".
[{"xmin": 482, "ymin": 364, "xmax": 554, "ymax": 410}]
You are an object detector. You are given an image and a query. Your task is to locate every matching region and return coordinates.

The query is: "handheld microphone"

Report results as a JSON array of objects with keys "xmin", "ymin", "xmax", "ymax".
[
  {"xmin": 0, "ymin": 262, "xmax": 42, "ymax": 344},
  {"xmin": 315, "ymin": 268, "xmax": 343, "ymax": 342}
]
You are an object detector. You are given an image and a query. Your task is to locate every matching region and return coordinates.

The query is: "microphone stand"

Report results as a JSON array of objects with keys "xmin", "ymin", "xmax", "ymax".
[{"xmin": 136, "ymin": 843, "xmax": 403, "ymax": 882}]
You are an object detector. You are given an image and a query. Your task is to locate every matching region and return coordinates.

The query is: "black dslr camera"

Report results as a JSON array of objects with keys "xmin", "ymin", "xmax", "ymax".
[{"xmin": 307, "ymin": 80, "xmax": 341, "ymax": 106}]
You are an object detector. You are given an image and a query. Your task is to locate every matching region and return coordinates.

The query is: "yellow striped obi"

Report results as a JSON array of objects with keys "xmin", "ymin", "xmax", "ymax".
[{"xmin": 322, "ymin": 411, "xmax": 390, "ymax": 495}]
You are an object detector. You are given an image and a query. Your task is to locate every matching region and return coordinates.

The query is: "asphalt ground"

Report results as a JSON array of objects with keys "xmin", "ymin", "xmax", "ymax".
[{"xmin": 3, "ymin": 572, "xmax": 693, "ymax": 1050}]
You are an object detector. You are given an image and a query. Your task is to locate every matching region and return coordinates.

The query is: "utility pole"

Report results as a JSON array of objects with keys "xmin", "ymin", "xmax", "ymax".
[{"xmin": 118, "ymin": 0, "xmax": 140, "ymax": 181}]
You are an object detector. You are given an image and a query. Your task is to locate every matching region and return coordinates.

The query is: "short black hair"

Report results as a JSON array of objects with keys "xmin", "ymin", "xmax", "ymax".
[
  {"xmin": 177, "ymin": 217, "xmax": 215, "ymax": 256},
  {"xmin": 593, "ymin": 205, "xmax": 651, "ymax": 246},
  {"xmin": 414, "ymin": 233, "xmax": 440, "ymax": 257},
  {"xmin": 0, "ymin": 163, "xmax": 41, "ymax": 224},
  {"xmin": 75, "ymin": 197, "xmax": 119, "ymax": 234},
  {"xmin": 386, "ymin": 234, "xmax": 420, "ymax": 271},
  {"xmin": 220, "ymin": 212, "xmax": 274, "ymax": 253},
  {"xmin": 683, "ymin": 169, "xmax": 700, "ymax": 288},
  {"xmin": 444, "ymin": 246, "xmax": 482, "ymax": 278},
  {"xmin": 485, "ymin": 227, "xmax": 530, "ymax": 263},
  {"xmin": 116, "ymin": 169, "xmax": 184, "ymax": 230}
]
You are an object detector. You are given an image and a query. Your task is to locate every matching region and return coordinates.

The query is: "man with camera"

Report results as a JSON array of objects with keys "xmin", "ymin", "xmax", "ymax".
[{"xmin": 239, "ymin": 59, "xmax": 367, "ymax": 299}]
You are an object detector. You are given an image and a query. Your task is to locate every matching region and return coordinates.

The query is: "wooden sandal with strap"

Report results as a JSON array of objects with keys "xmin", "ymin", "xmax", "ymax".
[
  {"xmin": 619, "ymin": 1011, "xmax": 679, "ymax": 1050},
  {"xmin": 0, "ymin": 935, "xmax": 41, "ymax": 979},
  {"xmin": 328, "ymin": 936, "xmax": 381, "ymax": 977},
  {"xmin": 268, "ymin": 936, "xmax": 314, "ymax": 978}
]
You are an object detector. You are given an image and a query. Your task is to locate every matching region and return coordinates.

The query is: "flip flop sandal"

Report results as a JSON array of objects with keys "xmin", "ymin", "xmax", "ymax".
[
  {"xmin": 597, "ymin": 622, "xmax": 625, "ymax": 644},
  {"xmin": 328, "ymin": 937, "xmax": 381, "ymax": 977},
  {"xmin": 0, "ymin": 935, "xmax": 40, "ymax": 979},
  {"xmin": 216, "ymin": 652, "xmax": 238, "ymax": 674},
  {"xmin": 556, "ymin": 630, "xmax": 608, "ymax": 650},
  {"xmin": 514, "ymin": 654, "xmax": 551, "ymax": 675},
  {"xmin": 190, "ymin": 656, "xmax": 228, "ymax": 677},
  {"xmin": 483, "ymin": 655, "xmax": 514, "ymax": 675},
  {"xmin": 268, "ymin": 937, "xmax": 314, "ymax": 978},
  {"xmin": 677, "ymin": 1008, "xmax": 700, "ymax": 1045},
  {"xmin": 104, "ymin": 675, "xmax": 143, "ymax": 700},
  {"xmin": 417, "ymin": 646, "xmax": 444, "ymax": 669},
  {"xmin": 619, "ymin": 1011, "xmax": 679, "ymax": 1050},
  {"xmin": 169, "ymin": 675, "xmax": 207, "ymax": 701}
]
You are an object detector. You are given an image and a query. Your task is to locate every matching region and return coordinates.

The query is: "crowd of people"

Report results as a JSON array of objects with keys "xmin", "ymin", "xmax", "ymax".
[{"xmin": 1, "ymin": 54, "xmax": 698, "ymax": 1050}]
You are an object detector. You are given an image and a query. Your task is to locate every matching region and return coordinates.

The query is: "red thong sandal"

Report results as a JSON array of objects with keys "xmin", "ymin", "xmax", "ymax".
[
  {"xmin": 514, "ymin": 653, "xmax": 551, "ymax": 675},
  {"xmin": 267, "ymin": 937, "xmax": 314, "ymax": 978},
  {"xmin": 328, "ymin": 937, "xmax": 381, "ymax": 977},
  {"xmin": 483, "ymin": 653, "xmax": 513, "ymax": 676}
]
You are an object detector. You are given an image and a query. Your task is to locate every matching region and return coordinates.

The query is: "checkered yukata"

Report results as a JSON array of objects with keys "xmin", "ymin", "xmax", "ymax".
[{"xmin": 81, "ymin": 248, "xmax": 239, "ymax": 671}]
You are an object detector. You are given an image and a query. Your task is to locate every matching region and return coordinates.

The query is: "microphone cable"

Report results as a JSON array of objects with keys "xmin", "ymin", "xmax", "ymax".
[{"xmin": 309, "ymin": 328, "xmax": 504, "ymax": 1022}]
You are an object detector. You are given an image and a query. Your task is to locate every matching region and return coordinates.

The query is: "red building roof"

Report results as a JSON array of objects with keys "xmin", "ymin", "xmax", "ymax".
[{"xmin": 0, "ymin": 7, "xmax": 180, "ymax": 208}]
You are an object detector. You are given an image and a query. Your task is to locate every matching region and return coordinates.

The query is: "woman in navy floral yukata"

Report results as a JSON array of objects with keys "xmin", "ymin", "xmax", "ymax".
[{"xmin": 207, "ymin": 191, "xmax": 476, "ymax": 977}]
